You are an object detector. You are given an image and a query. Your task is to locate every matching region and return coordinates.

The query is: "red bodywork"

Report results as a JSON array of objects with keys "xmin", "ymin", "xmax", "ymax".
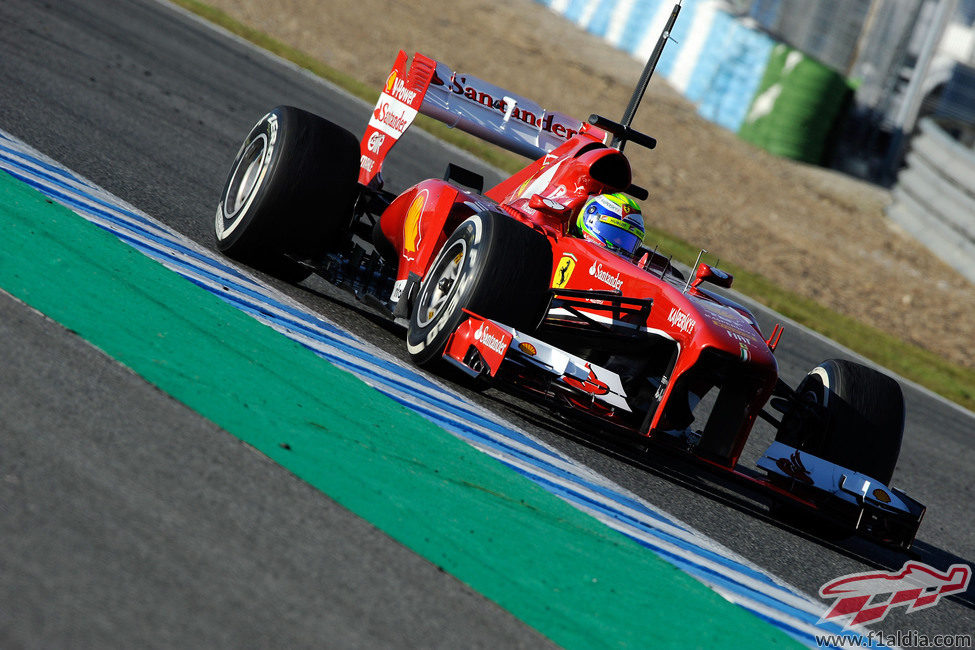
[
  {"xmin": 375, "ymin": 103, "xmax": 777, "ymax": 470},
  {"xmin": 333, "ymin": 50, "xmax": 925, "ymax": 550}
]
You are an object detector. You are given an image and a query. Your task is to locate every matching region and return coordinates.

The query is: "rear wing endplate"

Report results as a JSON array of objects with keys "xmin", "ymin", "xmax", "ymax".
[{"xmin": 358, "ymin": 51, "xmax": 602, "ymax": 186}]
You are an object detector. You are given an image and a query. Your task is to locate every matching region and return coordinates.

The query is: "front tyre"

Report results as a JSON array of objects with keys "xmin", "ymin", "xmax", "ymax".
[
  {"xmin": 776, "ymin": 359, "xmax": 905, "ymax": 484},
  {"xmin": 406, "ymin": 212, "xmax": 552, "ymax": 366},
  {"xmin": 214, "ymin": 105, "xmax": 360, "ymax": 280}
]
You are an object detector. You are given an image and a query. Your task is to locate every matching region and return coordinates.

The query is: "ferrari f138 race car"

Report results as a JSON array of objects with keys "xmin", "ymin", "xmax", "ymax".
[{"xmin": 212, "ymin": 5, "xmax": 924, "ymax": 550}]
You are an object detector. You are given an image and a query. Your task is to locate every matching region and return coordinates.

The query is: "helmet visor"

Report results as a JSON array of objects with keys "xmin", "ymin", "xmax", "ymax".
[
  {"xmin": 596, "ymin": 215, "xmax": 643, "ymax": 254},
  {"xmin": 600, "ymin": 228, "xmax": 642, "ymax": 255}
]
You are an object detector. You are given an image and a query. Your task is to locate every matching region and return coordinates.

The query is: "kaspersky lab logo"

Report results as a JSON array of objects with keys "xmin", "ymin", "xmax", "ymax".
[{"xmin": 818, "ymin": 561, "xmax": 970, "ymax": 628}]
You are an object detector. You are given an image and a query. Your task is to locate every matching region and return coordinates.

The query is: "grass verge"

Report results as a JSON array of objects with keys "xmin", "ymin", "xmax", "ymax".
[{"xmin": 170, "ymin": 0, "xmax": 975, "ymax": 412}]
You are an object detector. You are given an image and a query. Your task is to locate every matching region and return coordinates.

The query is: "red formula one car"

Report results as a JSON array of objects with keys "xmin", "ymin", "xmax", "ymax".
[{"xmin": 212, "ymin": 9, "xmax": 924, "ymax": 549}]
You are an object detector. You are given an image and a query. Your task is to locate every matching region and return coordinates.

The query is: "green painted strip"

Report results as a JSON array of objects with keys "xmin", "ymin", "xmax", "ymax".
[{"xmin": 0, "ymin": 171, "xmax": 801, "ymax": 648}]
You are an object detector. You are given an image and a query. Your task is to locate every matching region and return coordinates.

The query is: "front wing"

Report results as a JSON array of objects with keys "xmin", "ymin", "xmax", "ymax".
[{"xmin": 442, "ymin": 310, "xmax": 926, "ymax": 550}]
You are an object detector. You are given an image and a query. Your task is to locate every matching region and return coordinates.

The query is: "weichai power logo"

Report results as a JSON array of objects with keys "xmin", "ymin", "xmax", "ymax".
[{"xmin": 818, "ymin": 561, "xmax": 970, "ymax": 628}]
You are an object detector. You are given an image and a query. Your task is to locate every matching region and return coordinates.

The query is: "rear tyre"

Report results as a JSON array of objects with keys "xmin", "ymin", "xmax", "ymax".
[
  {"xmin": 214, "ymin": 105, "xmax": 360, "ymax": 281},
  {"xmin": 406, "ymin": 211, "xmax": 552, "ymax": 366},
  {"xmin": 776, "ymin": 359, "xmax": 904, "ymax": 484}
]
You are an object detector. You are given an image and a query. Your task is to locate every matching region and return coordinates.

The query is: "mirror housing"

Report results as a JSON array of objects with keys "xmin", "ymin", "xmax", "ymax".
[
  {"xmin": 528, "ymin": 194, "xmax": 572, "ymax": 218},
  {"xmin": 692, "ymin": 263, "xmax": 733, "ymax": 289}
]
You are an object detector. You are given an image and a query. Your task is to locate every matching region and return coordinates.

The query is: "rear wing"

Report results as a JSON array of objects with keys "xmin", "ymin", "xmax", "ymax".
[{"xmin": 358, "ymin": 51, "xmax": 603, "ymax": 186}]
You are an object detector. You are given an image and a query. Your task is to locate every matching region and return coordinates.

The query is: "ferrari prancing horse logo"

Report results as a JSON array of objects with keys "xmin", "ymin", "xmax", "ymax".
[{"xmin": 553, "ymin": 254, "xmax": 576, "ymax": 289}]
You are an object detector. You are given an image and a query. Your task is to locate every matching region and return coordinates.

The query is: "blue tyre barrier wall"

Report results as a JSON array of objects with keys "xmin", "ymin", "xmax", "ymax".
[{"xmin": 536, "ymin": 0, "xmax": 851, "ymax": 164}]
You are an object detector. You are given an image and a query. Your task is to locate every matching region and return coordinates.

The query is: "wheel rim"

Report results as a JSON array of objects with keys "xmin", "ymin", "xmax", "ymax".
[
  {"xmin": 415, "ymin": 240, "xmax": 467, "ymax": 328},
  {"xmin": 216, "ymin": 132, "xmax": 269, "ymax": 239},
  {"xmin": 806, "ymin": 367, "xmax": 831, "ymax": 408}
]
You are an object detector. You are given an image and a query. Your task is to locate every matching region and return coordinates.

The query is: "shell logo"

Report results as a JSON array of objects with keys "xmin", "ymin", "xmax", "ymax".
[
  {"xmin": 404, "ymin": 189, "xmax": 428, "ymax": 253},
  {"xmin": 872, "ymin": 488, "xmax": 891, "ymax": 503},
  {"xmin": 385, "ymin": 70, "xmax": 398, "ymax": 95}
]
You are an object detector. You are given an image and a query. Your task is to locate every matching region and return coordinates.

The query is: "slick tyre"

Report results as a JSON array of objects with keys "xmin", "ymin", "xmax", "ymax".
[
  {"xmin": 406, "ymin": 212, "xmax": 552, "ymax": 367},
  {"xmin": 776, "ymin": 359, "xmax": 904, "ymax": 484},
  {"xmin": 214, "ymin": 105, "xmax": 360, "ymax": 281}
]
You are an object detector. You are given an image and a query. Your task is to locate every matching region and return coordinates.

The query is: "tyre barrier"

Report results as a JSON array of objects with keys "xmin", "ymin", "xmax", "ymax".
[
  {"xmin": 886, "ymin": 118, "xmax": 975, "ymax": 286},
  {"xmin": 738, "ymin": 45, "xmax": 853, "ymax": 164}
]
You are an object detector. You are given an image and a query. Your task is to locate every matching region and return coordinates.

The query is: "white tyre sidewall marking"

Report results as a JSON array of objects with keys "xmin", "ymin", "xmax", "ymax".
[
  {"xmin": 406, "ymin": 215, "xmax": 483, "ymax": 355},
  {"xmin": 415, "ymin": 239, "xmax": 468, "ymax": 329},
  {"xmin": 809, "ymin": 366, "xmax": 831, "ymax": 409},
  {"xmin": 215, "ymin": 113, "xmax": 279, "ymax": 241}
]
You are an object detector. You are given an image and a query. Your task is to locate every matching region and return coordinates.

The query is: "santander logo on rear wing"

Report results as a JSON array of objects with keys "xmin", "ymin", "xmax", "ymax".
[{"xmin": 358, "ymin": 51, "xmax": 601, "ymax": 186}]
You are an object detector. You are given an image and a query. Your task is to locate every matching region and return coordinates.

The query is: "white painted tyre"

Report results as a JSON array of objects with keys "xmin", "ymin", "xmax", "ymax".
[
  {"xmin": 214, "ymin": 105, "xmax": 360, "ymax": 280},
  {"xmin": 406, "ymin": 211, "xmax": 552, "ymax": 366},
  {"xmin": 777, "ymin": 358, "xmax": 905, "ymax": 484}
]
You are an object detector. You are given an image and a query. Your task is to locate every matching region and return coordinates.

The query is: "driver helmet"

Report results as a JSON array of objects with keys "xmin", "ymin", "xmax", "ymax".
[{"xmin": 576, "ymin": 193, "xmax": 645, "ymax": 256}]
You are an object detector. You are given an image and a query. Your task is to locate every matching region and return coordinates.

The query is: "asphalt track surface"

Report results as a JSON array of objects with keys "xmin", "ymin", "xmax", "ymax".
[{"xmin": 0, "ymin": 0, "xmax": 972, "ymax": 646}]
